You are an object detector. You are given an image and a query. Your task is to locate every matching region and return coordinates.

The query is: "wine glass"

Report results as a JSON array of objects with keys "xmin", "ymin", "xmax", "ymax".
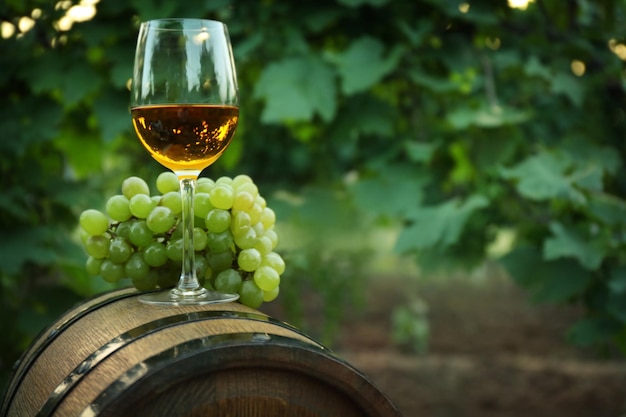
[{"xmin": 130, "ymin": 18, "xmax": 239, "ymax": 305}]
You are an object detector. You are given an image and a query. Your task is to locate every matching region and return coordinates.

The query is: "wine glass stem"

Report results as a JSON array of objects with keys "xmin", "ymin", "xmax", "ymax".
[{"xmin": 178, "ymin": 177, "xmax": 200, "ymax": 293}]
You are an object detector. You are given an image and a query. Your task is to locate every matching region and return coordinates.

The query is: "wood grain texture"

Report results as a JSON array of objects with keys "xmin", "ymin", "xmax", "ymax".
[{"xmin": 2, "ymin": 288, "xmax": 402, "ymax": 417}]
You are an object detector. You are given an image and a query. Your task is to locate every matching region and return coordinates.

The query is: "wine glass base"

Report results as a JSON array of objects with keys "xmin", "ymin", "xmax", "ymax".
[{"xmin": 138, "ymin": 288, "xmax": 239, "ymax": 306}]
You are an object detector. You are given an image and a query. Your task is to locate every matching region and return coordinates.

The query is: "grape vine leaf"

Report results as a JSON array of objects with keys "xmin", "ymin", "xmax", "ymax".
[
  {"xmin": 331, "ymin": 36, "xmax": 404, "ymax": 95},
  {"xmin": 500, "ymin": 246, "xmax": 592, "ymax": 303},
  {"xmin": 543, "ymin": 222, "xmax": 606, "ymax": 270},
  {"xmin": 405, "ymin": 141, "xmax": 440, "ymax": 163},
  {"xmin": 395, "ymin": 194, "xmax": 488, "ymax": 252},
  {"xmin": 92, "ymin": 89, "xmax": 133, "ymax": 142},
  {"xmin": 446, "ymin": 104, "xmax": 529, "ymax": 129},
  {"xmin": 609, "ymin": 265, "xmax": 626, "ymax": 293},
  {"xmin": 524, "ymin": 55, "xmax": 552, "ymax": 80},
  {"xmin": 587, "ymin": 193, "xmax": 626, "ymax": 225},
  {"xmin": 0, "ymin": 227, "xmax": 58, "ymax": 275},
  {"xmin": 351, "ymin": 165, "xmax": 428, "ymax": 218},
  {"xmin": 567, "ymin": 316, "xmax": 623, "ymax": 347},
  {"xmin": 608, "ymin": 290, "xmax": 626, "ymax": 322},
  {"xmin": 500, "ymin": 151, "xmax": 586, "ymax": 204},
  {"xmin": 254, "ymin": 55, "xmax": 336, "ymax": 123},
  {"xmin": 550, "ymin": 72, "xmax": 584, "ymax": 107}
]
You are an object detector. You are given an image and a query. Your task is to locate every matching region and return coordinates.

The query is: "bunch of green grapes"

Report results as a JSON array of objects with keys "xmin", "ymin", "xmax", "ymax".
[{"xmin": 78, "ymin": 172, "xmax": 284, "ymax": 309}]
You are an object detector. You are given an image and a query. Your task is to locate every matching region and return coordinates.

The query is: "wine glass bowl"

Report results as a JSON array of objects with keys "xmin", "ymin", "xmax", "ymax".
[{"xmin": 130, "ymin": 18, "xmax": 239, "ymax": 305}]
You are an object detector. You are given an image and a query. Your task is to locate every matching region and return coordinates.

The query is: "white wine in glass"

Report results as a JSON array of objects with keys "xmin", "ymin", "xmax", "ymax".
[{"xmin": 130, "ymin": 18, "xmax": 239, "ymax": 305}]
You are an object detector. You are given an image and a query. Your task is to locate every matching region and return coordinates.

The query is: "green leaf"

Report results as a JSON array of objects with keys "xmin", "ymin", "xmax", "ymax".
[
  {"xmin": 254, "ymin": 55, "xmax": 336, "ymax": 122},
  {"xmin": 395, "ymin": 194, "xmax": 488, "ymax": 252},
  {"xmin": 92, "ymin": 89, "xmax": 132, "ymax": 142},
  {"xmin": 331, "ymin": 36, "xmax": 404, "ymax": 94},
  {"xmin": 561, "ymin": 137, "xmax": 622, "ymax": 176},
  {"xmin": 608, "ymin": 290, "xmax": 626, "ymax": 322},
  {"xmin": 587, "ymin": 193, "xmax": 626, "ymax": 225},
  {"xmin": 351, "ymin": 165, "xmax": 428, "ymax": 218},
  {"xmin": 551, "ymin": 72, "xmax": 584, "ymax": 107},
  {"xmin": 524, "ymin": 55, "xmax": 552, "ymax": 80},
  {"xmin": 567, "ymin": 316, "xmax": 623, "ymax": 347},
  {"xmin": 609, "ymin": 265, "xmax": 626, "ymax": 293},
  {"xmin": 405, "ymin": 141, "xmax": 440, "ymax": 163},
  {"xmin": 446, "ymin": 104, "xmax": 530, "ymax": 129},
  {"xmin": 0, "ymin": 227, "xmax": 59, "ymax": 275},
  {"xmin": 410, "ymin": 69, "xmax": 457, "ymax": 93},
  {"xmin": 501, "ymin": 246, "xmax": 592, "ymax": 303},
  {"xmin": 500, "ymin": 151, "xmax": 586, "ymax": 204},
  {"xmin": 543, "ymin": 222, "xmax": 606, "ymax": 270},
  {"xmin": 331, "ymin": 95, "xmax": 396, "ymax": 140},
  {"xmin": 398, "ymin": 20, "xmax": 434, "ymax": 46}
]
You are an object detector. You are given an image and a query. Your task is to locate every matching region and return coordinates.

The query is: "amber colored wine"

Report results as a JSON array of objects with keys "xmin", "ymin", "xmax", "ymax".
[{"xmin": 131, "ymin": 105, "xmax": 239, "ymax": 172}]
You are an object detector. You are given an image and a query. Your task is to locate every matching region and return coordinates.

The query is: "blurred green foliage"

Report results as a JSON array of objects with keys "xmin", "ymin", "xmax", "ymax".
[{"xmin": 2, "ymin": 0, "xmax": 626, "ymax": 397}]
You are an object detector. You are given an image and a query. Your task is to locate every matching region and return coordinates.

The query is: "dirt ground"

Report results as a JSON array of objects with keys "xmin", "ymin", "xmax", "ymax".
[{"xmin": 265, "ymin": 268, "xmax": 626, "ymax": 417}]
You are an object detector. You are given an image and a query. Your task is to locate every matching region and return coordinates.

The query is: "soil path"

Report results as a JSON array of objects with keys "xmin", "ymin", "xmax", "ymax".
[{"xmin": 265, "ymin": 271, "xmax": 626, "ymax": 417}]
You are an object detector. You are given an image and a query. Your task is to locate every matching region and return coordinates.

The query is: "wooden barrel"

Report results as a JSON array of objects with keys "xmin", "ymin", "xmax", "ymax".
[{"xmin": 1, "ymin": 288, "xmax": 402, "ymax": 417}]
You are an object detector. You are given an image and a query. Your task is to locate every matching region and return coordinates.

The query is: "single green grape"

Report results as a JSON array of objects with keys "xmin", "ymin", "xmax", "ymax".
[
  {"xmin": 79, "ymin": 209, "xmax": 109, "ymax": 236},
  {"xmin": 260, "ymin": 207, "xmax": 276, "ymax": 229},
  {"xmin": 109, "ymin": 236, "xmax": 133, "ymax": 264},
  {"xmin": 253, "ymin": 265, "xmax": 280, "ymax": 291},
  {"xmin": 232, "ymin": 174, "xmax": 253, "ymax": 188},
  {"xmin": 143, "ymin": 241, "xmax": 168, "ymax": 267},
  {"xmin": 122, "ymin": 176, "xmax": 150, "ymax": 199},
  {"xmin": 233, "ymin": 227, "xmax": 257, "ymax": 250},
  {"xmin": 132, "ymin": 268, "xmax": 158, "ymax": 291},
  {"xmin": 263, "ymin": 286, "xmax": 280, "ymax": 302},
  {"xmin": 215, "ymin": 176, "xmax": 233, "ymax": 186},
  {"xmin": 206, "ymin": 230, "xmax": 234, "ymax": 253},
  {"xmin": 129, "ymin": 220, "xmax": 154, "ymax": 247},
  {"xmin": 230, "ymin": 211, "xmax": 252, "ymax": 237},
  {"xmin": 125, "ymin": 252, "xmax": 150, "ymax": 280},
  {"xmin": 206, "ymin": 250, "xmax": 234, "ymax": 274},
  {"xmin": 253, "ymin": 235, "xmax": 273, "ymax": 255},
  {"xmin": 156, "ymin": 172, "xmax": 179, "ymax": 194},
  {"xmin": 115, "ymin": 220, "xmax": 133, "ymax": 239},
  {"xmin": 238, "ymin": 280, "xmax": 264, "ymax": 309},
  {"xmin": 193, "ymin": 227, "xmax": 208, "ymax": 251},
  {"xmin": 261, "ymin": 252, "xmax": 286, "ymax": 275},
  {"xmin": 106, "ymin": 195, "xmax": 132, "ymax": 222},
  {"xmin": 85, "ymin": 235, "xmax": 110, "ymax": 259},
  {"xmin": 235, "ymin": 181, "xmax": 258, "ymax": 198},
  {"xmin": 196, "ymin": 177, "xmax": 215, "ymax": 194},
  {"xmin": 205, "ymin": 209, "xmax": 231, "ymax": 233},
  {"xmin": 209, "ymin": 183, "xmax": 235, "ymax": 210},
  {"xmin": 146, "ymin": 206, "xmax": 175, "ymax": 234},
  {"xmin": 248, "ymin": 203, "xmax": 263, "ymax": 224},
  {"xmin": 160, "ymin": 191, "xmax": 182, "ymax": 215},
  {"xmin": 100, "ymin": 259, "xmax": 125, "ymax": 283},
  {"xmin": 194, "ymin": 255, "xmax": 208, "ymax": 282},
  {"xmin": 193, "ymin": 192, "xmax": 214, "ymax": 218},
  {"xmin": 129, "ymin": 193, "xmax": 156, "ymax": 219},
  {"xmin": 238, "ymin": 248, "xmax": 262, "ymax": 272},
  {"xmin": 255, "ymin": 194, "xmax": 267, "ymax": 209},
  {"xmin": 232, "ymin": 190, "xmax": 254, "ymax": 212},
  {"xmin": 166, "ymin": 238, "xmax": 184, "ymax": 261},
  {"xmin": 264, "ymin": 229, "xmax": 278, "ymax": 249},
  {"xmin": 85, "ymin": 256, "xmax": 103, "ymax": 276},
  {"xmin": 214, "ymin": 268, "xmax": 242, "ymax": 294}
]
